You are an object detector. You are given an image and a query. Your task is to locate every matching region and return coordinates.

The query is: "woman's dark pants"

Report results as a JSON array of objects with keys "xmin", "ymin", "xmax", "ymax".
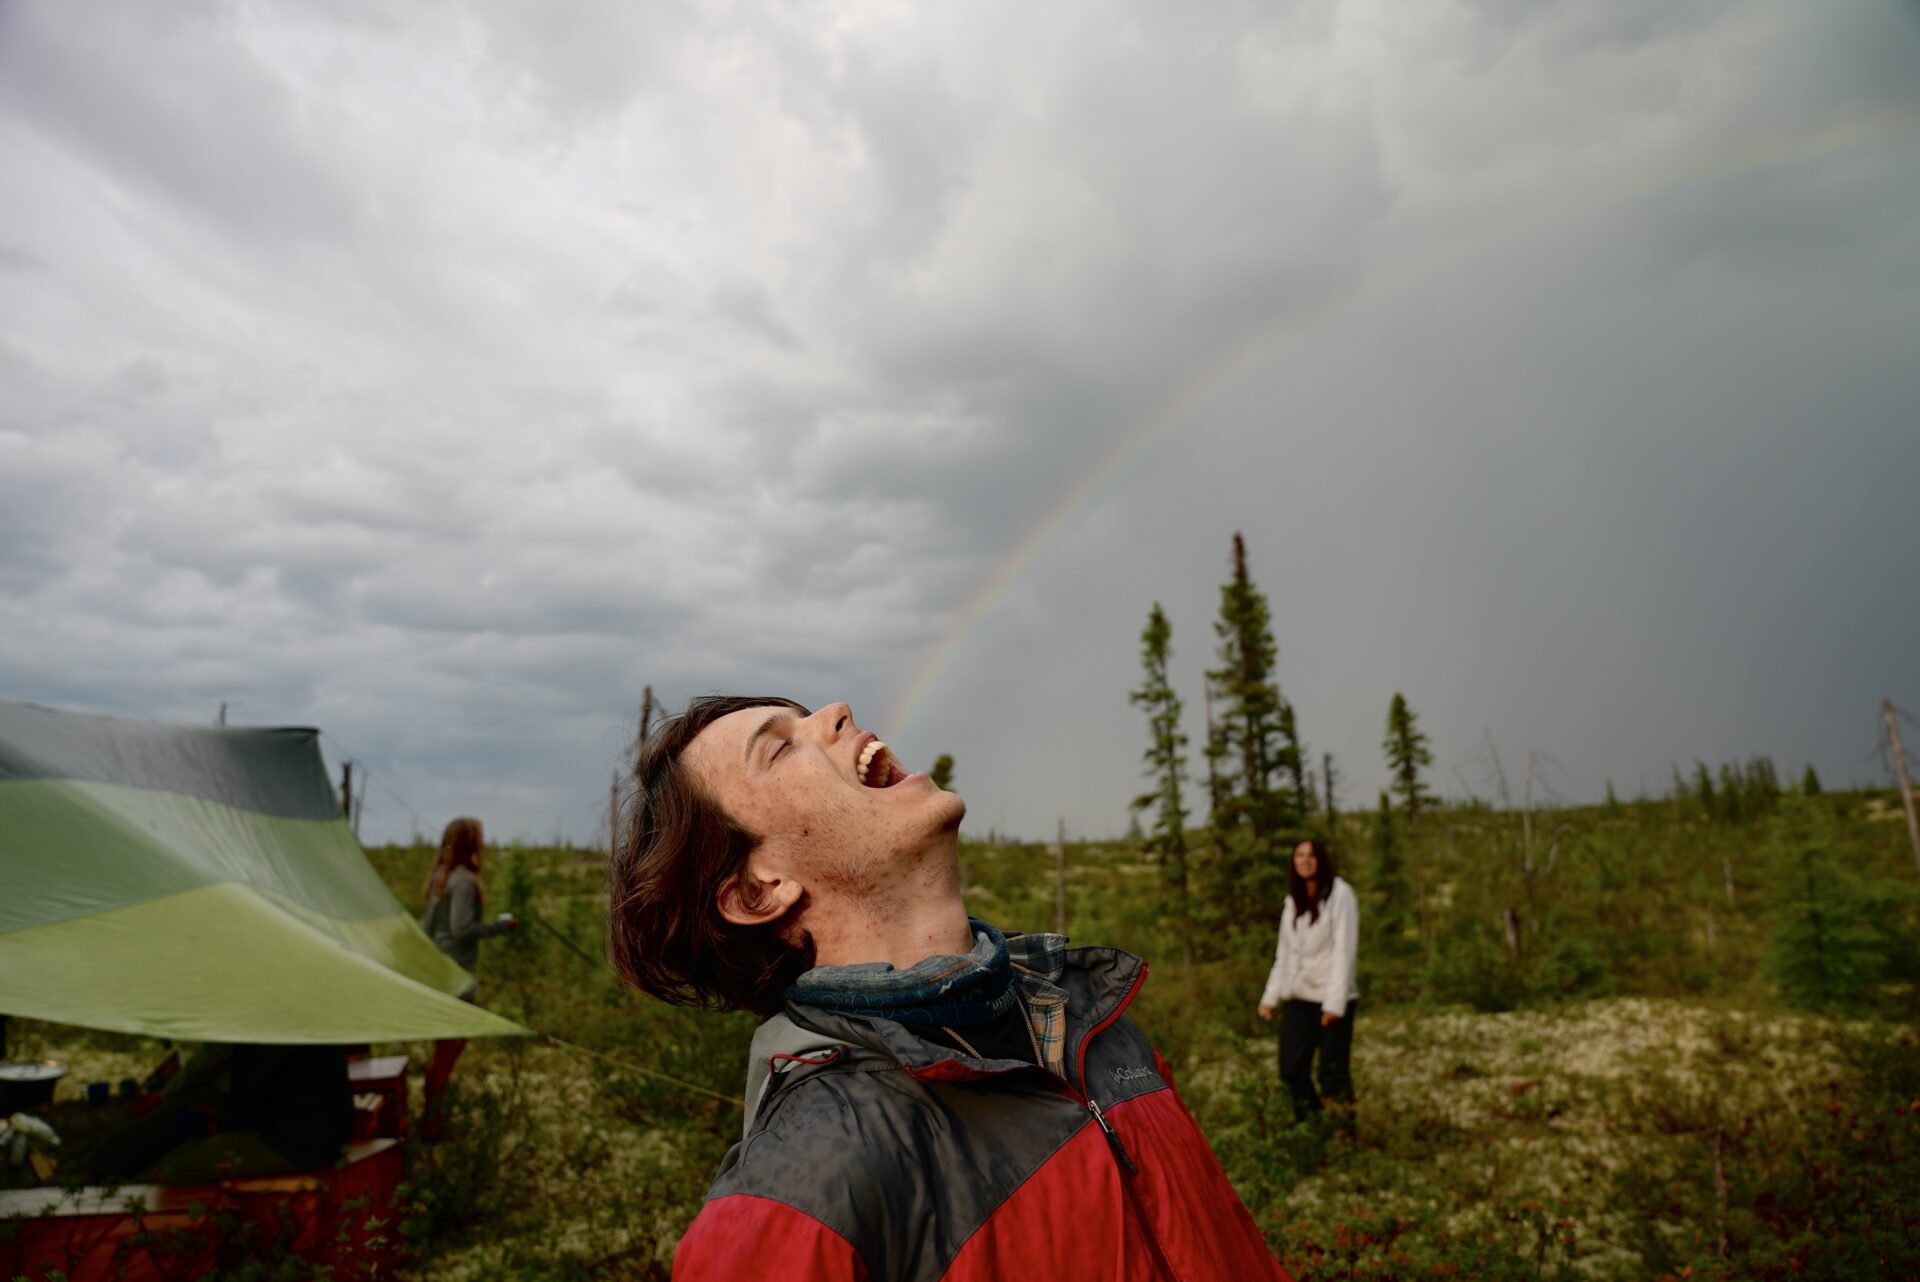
[{"xmin": 1279, "ymin": 998, "xmax": 1356, "ymax": 1128}]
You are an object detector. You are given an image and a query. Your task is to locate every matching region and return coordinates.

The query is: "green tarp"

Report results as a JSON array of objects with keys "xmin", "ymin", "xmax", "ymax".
[{"xmin": 0, "ymin": 700, "xmax": 525, "ymax": 1043}]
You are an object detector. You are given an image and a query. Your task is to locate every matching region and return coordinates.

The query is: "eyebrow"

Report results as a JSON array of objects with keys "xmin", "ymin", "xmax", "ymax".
[{"xmin": 743, "ymin": 711, "xmax": 794, "ymax": 765}]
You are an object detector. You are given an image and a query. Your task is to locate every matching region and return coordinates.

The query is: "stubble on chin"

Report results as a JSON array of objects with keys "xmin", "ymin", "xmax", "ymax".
[
  {"xmin": 806, "ymin": 788, "xmax": 965, "ymax": 907},
  {"xmin": 813, "ymin": 844, "xmax": 885, "ymax": 904},
  {"xmin": 811, "ymin": 825, "xmax": 950, "ymax": 910}
]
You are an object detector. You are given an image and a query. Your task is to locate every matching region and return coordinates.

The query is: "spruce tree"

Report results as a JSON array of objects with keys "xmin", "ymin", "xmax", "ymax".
[
  {"xmin": 1373, "ymin": 790, "xmax": 1412, "ymax": 955},
  {"xmin": 1801, "ymin": 764, "xmax": 1823, "ymax": 796},
  {"xmin": 1382, "ymin": 693, "xmax": 1435, "ymax": 826},
  {"xmin": 1745, "ymin": 756, "xmax": 1781, "ymax": 817},
  {"xmin": 1129, "ymin": 603, "xmax": 1193, "ymax": 962},
  {"xmin": 1766, "ymin": 805, "xmax": 1897, "ymax": 1011},
  {"xmin": 1203, "ymin": 687, "xmax": 1233, "ymax": 827},
  {"xmin": 1280, "ymin": 698, "xmax": 1310, "ymax": 820},
  {"xmin": 1205, "ymin": 532, "xmax": 1295, "ymax": 837},
  {"xmin": 1322, "ymin": 751, "xmax": 1339, "ymax": 826},
  {"xmin": 1693, "ymin": 762, "xmax": 1716, "ymax": 818},
  {"xmin": 1718, "ymin": 763, "xmax": 1744, "ymax": 824},
  {"xmin": 929, "ymin": 754, "xmax": 955, "ymax": 791}
]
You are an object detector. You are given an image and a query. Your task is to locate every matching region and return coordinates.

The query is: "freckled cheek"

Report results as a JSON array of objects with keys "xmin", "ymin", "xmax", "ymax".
[{"xmin": 740, "ymin": 780, "xmax": 804, "ymax": 834}]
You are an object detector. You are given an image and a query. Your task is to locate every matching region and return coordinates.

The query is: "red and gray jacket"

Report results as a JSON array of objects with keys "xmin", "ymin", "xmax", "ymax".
[{"xmin": 673, "ymin": 935, "xmax": 1290, "ymax": 1282}]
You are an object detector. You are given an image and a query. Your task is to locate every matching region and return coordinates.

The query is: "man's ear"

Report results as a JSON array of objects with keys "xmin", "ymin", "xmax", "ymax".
[{"xmin": 717, "ymin": 860, "xmax": 803, "ymax": 927}]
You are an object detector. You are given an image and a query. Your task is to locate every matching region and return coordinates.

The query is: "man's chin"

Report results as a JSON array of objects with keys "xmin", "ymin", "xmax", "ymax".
[{"xmin": 898, "ymin": 787, "xmax": 965, "ymax": 838}]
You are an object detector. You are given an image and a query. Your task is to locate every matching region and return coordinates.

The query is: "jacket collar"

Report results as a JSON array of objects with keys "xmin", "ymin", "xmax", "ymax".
[
  {"xmin": 785, "ymin": 928, "xmax": 1121, "ymax": 1069},
  {"xmin": 787, "ymin": 918, "xmax": 1018, "ymax": 1028},
  {"xmin": 740, "ymin": 937, "xmax": 1146, "ymax": 1135}
]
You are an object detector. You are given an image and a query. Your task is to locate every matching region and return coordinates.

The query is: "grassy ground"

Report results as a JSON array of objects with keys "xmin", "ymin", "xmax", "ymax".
[{"xmin": 8, "ymin": 792, "xmax": 1919, "ymax": 1279}]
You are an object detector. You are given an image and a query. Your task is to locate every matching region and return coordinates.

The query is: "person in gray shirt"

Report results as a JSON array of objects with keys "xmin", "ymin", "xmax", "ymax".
[{"xmin": 419, "ymin": 816, "xmax": 517, "ymax": 1138}]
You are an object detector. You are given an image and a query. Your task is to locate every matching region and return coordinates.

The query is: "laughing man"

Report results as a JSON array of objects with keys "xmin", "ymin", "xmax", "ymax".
[{"xmin": 609, "ymin": 695, "xmax": 1289, "ymax": 1282}]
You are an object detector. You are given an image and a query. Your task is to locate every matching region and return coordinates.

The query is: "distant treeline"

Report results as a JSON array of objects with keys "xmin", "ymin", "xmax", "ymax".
[{"xmin": 1111, "ymin": 530, "xmax": 1918, "ymax": 1019}]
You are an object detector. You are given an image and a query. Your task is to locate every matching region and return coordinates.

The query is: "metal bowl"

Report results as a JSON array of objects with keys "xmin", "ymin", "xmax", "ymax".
[{"xmin": 0, "ymin": 1060, "xmax": 68, "ymax": 1113}]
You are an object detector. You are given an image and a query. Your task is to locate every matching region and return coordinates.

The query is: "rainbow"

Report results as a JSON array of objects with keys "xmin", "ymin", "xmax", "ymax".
[{"xmin": 885, "ymin": 107, "xmax": 1920, "ymax": 738}]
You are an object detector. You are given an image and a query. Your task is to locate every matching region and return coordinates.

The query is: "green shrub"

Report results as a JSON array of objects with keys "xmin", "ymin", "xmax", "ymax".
[
  {"xmin": 1428, "ymin": 921, "xmax": 1526, "ymax": 1012},
  {"xmin": 1533, "ymin": 934, "xmax": 1612, "ymax": 1000},
  {"xmin": 1764, "ymin": 807, "xmax": 1908, "ymax": 1012}
]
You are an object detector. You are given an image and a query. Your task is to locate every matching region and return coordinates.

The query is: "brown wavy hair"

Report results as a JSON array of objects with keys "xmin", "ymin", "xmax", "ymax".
[
  {"xmin": 607, "ymin": 695, "xmax": 816, "ymax": 1015},
  {"xmin": 424, "ymin": 816, "xmax": 485, "ymax": 906},
  {"xmin": 1287, "ymin": 837, "xmax": 1335, "ymax": 926}
]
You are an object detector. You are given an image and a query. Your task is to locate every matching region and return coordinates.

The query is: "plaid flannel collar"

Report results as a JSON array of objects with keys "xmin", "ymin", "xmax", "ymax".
[{"xmin": 1004, "ymin": 928, "xmax": 1070, "ymax": 1075}]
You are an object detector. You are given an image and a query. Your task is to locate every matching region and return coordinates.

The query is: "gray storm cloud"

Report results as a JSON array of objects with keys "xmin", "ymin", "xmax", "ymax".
[{"xmin": 1, "ymin": 0, "xmax": 1916, "ymax": 844}]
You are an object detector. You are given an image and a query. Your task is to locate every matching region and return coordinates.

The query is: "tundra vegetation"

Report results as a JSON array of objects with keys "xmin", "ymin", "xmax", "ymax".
[{"xmin": 8, "ymin": 784, "xmax": 1917, "ymax": 1280}]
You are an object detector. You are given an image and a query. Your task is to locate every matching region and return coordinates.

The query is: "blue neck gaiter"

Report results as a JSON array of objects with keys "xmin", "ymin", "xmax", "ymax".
[{"xmin": 788, "ymin": 917, "xmax": 1018, "ymax": 1028}]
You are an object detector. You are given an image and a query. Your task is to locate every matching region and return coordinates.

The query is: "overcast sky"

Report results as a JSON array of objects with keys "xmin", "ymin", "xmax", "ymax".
[{"xmin": 3, "ymin": 0, "xmax": 1917, "ymax": 847}]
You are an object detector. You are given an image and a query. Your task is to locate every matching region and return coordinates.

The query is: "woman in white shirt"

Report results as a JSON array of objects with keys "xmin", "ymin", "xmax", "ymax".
[{"xmin": 1257, "ymin": 838, "xmax": 1359, "ymax": 1125}]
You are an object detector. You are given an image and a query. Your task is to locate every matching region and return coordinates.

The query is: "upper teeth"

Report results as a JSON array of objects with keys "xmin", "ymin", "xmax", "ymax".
[{"xmin": 857, "ymin": 739, "xmax": 888, "ymax": 785}]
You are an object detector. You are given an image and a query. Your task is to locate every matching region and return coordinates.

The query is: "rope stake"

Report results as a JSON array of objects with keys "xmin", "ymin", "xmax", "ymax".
[{"xmin": 541, "ymin": 1032, "xmax": 742, "ymax": 1109}]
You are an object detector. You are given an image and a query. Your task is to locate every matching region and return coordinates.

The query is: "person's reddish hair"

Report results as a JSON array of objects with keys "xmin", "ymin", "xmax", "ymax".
[
  {"xmin": 607, "ymin": 695, "xmax": 816, "ymax": 1015},
  {"xmin": 424, "ymin": 816, "xmax": 485, "ymax": 905}
]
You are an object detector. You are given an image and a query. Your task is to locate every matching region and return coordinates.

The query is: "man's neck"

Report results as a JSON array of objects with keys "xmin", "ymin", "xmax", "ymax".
[{"xmin": 807, "ymin": 836, "xmax": 973, "ymax": 970}]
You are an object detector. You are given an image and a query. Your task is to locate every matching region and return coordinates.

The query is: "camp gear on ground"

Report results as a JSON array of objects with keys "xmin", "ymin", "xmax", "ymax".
[
  {"xmin": 3, "ymin": 1112, "xmax": 60, "ymax": 1169},
  {"xmin": 0, "ymin": 1135, "xmax": 406, "ymax": 1281},
  {"xmin": 140, "ymin": 1051, "xmax": 180, "ymax": 1095},
  {"xmin": 85, "ymin": 1044, "xmax": 353, "ymax": 1181},
  {"xmin": 0, "ymin": 1060, "xmax": 65, "ymax": 1113}
]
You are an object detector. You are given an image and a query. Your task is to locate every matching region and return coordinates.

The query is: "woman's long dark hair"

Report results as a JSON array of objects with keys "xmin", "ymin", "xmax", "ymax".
[{"xmin": 1287, "ymin": 838, "xmax": 1336, "ymax": 926}]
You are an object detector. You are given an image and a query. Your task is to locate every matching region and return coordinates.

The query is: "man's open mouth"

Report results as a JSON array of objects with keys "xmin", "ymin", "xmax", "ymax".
[{"xmin": 856, "ymin": 738, "xmax": 906, "ymax": 789}]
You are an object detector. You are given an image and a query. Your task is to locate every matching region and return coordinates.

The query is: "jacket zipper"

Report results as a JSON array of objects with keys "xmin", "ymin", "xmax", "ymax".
[
  {"xmin": 897, "ymin": 961, "xmax": 1182, "ymax": 1279},
  {"xmin": 1070, "ymin": 963, "xmax": 1179, "ymax": 1281},
  {"xmin": 1086, "ymin": 1095, "xmax": 1137, "ymax": 1173}
]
